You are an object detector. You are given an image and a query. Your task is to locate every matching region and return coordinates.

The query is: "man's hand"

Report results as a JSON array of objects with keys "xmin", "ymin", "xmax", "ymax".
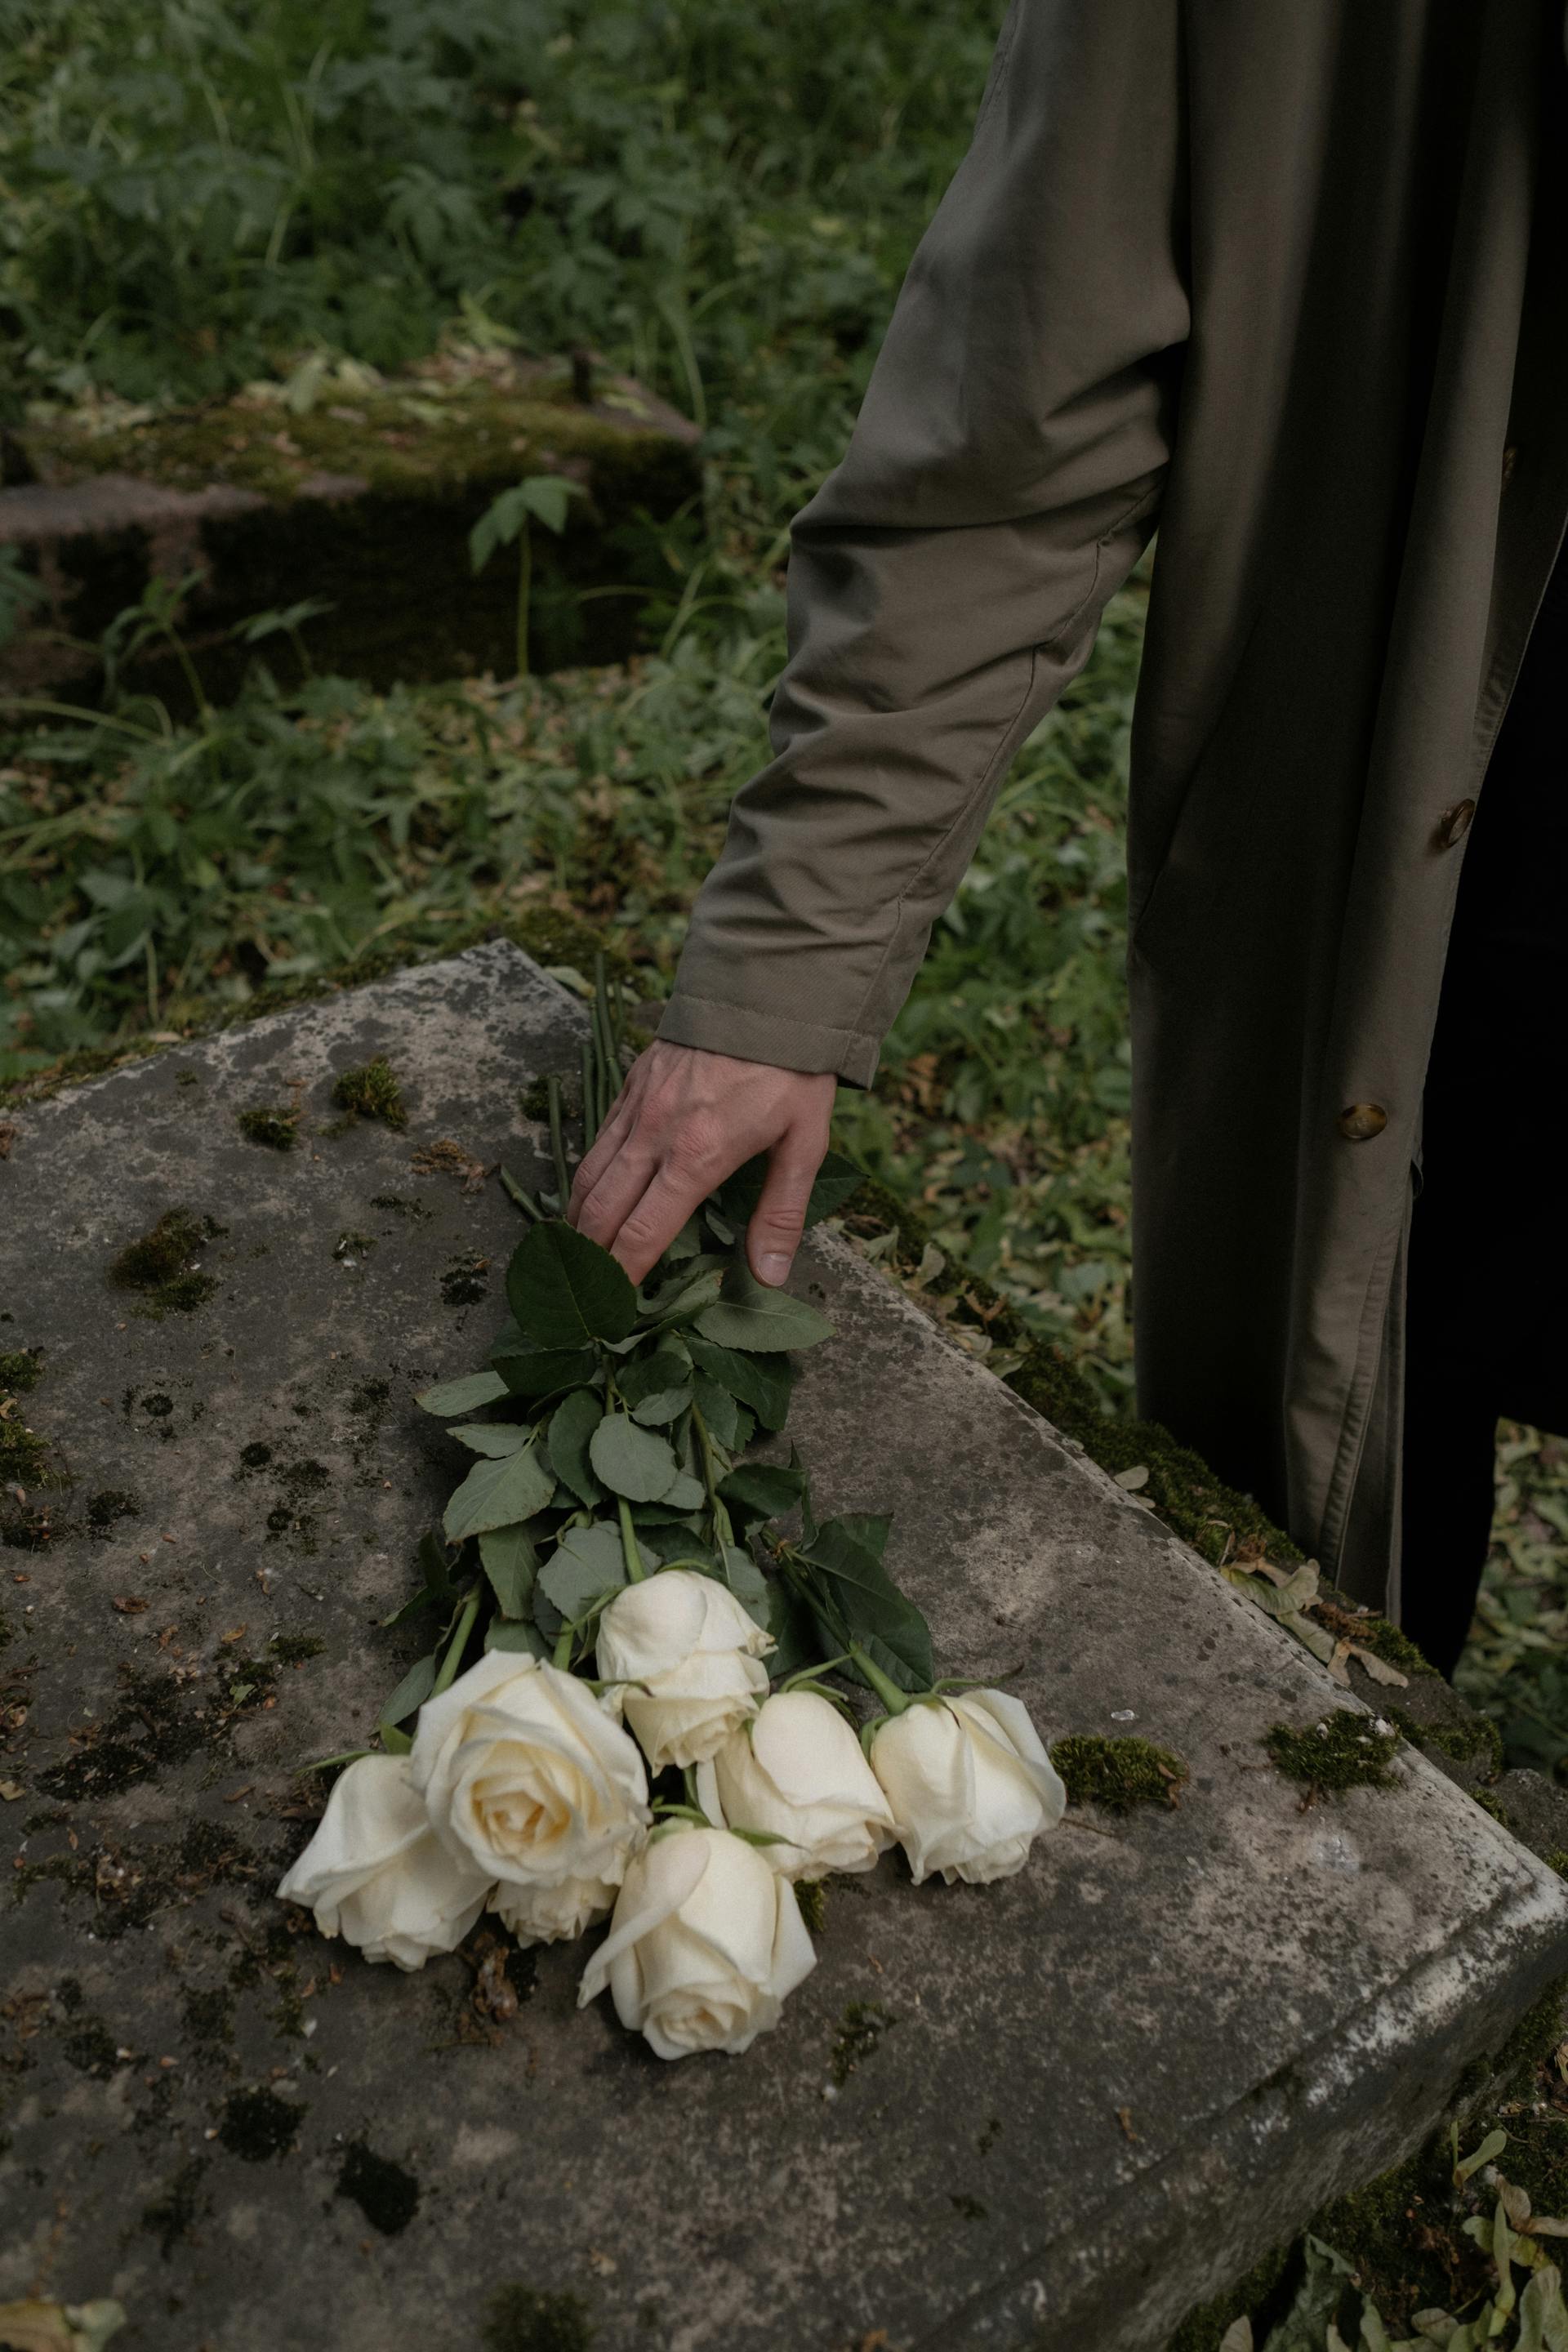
[{"xmin": 568, "ymin": 1040, "xmax": 835, "ymax": 1288}]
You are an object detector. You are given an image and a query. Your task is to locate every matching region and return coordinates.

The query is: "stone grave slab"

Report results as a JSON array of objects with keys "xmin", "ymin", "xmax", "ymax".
[
  {"xmin": 0, "ymin": 353, "xmax": 700, "ymax": 702},
  {"xmin": 2, "ymin": 940, "xmax": 1566, "ymax": 2352}
]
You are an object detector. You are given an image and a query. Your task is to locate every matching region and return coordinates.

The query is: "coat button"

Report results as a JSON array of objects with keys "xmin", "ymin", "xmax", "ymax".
[
  {"xmin": 1435, "ymin": 798, "xmax": 1477, "ymax": 849},
  {"xmin": 1339, "ymin": 1103, "xmax": 1388, "ymax": 1142},
  {"xmin": 1502, "ymin": 444, "xmax": 1518, "ymax": 488}
]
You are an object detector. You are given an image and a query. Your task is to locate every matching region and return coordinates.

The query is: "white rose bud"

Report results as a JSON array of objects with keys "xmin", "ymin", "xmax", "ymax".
[
  {"xmin": 578, "ymin": 1824, "xmax": 816, "ymax": 2060},
  {"xmin": 411, "ymin": 1650, "xmax": 649, "ymax": 1940},
  {"xmin": 870, "ymin": 1689, "xmax": 1067, "ymax": 1886},
  {"xmin": 595, "ymin": 1570, "xmax": 773, "ymax": 1770},
  {"xmin": 697, "ymin": 1690, "xmax": 896, "ymax": 1880},
  {"xmin": 277, "ymin": 1753, "xmax": 490, "ymax": 1970}
]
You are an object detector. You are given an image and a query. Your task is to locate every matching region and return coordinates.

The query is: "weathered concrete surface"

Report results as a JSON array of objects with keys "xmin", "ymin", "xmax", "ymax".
[{"xmin": 2, "ymin": 940, "xmax": 1566, "ymax": 2352}]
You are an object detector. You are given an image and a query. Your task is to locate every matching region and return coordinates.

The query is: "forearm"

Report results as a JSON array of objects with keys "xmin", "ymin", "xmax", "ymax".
[{"xmin": 662, "ymin": 0, "xmax": 1187, "ymax": 1082}]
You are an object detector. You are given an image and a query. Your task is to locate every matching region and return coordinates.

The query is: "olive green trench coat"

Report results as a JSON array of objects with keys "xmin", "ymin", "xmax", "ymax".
[{"xmin": 659, "ymin": 0, "xmax": 1568, "ymax": 1617}]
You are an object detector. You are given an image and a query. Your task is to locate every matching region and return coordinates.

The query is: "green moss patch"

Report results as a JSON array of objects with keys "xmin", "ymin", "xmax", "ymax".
[
  {"xmin": 831, "ymin": 1999, "xmax": 898, "ymax": 2088},
  {"xmin": 332, "ymin": 1055, "xmax": 407, "ymax": 1130},
  {"xmin": 236, "ymin": 1104, "xmax": 300, "ymax": 1150},
  {"xmin": 29, "ymin": 365, "xmax": 675, "ymax": 510},
  {"xmin": 1263, "ymin": 1711, "xmax": 1401, "ymax": 1799},
  {"xmin": 1053, "ymin": 1733, "xmax": 1188, "ymax": 1812},
  {"xmin": 440, "ymin": 1251, "xmax": 489, "ymax": 1305},
  {"xmin": 1389, "ymin": 1704, "xmax": 1503, "ymax": 1779},
  {"xmin": 480, "ymin": 2283, "xmax": 595, "ymax": 2352},
  {"xmin": 0, "ymin": 1348, "xmax": 42, "ymax": 1394},
  {"xmin": 109, "ymin": 1207, "xmax": 222, "ymax": 1316},
  {"xmin": 0, "ymin": 1415, "xmax": 51, "ymax": 1490}
]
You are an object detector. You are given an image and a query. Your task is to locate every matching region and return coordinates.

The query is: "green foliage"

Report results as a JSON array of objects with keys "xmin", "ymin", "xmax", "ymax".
[{"xmin": 507, "ymin": 1218, "xmax": 637, "ymax": 1348}]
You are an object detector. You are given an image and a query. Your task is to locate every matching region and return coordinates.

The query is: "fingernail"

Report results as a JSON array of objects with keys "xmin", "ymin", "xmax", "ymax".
[{"xmin": 757, "ymin": 1254, "xmax": 791, "ymax": 1285}]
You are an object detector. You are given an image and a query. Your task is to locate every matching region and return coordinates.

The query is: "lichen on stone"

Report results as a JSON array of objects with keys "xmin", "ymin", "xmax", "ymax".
[
  {"xmin": 1053, "ymin": 1732, "xmax": 1188, "ymax": 1812},
  {"xmin": 332, "ymin": 1056, "xmax": 407, "ymax": 1129},
  {"xmin": 1263, "ymin": 1710, "xmax": 1401, "ymax": 1799}
]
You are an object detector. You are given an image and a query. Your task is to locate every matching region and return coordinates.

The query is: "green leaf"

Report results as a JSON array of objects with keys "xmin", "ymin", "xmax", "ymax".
[
  {"xmin": 719, "ymin": 1543, "xmax": 771, "ymax": 1627},
  {"xmin": 717, "ymin": 1146, "xmax": 863, "ymax": 1232},
  {"xmin": 767, "ymin": 1579, "xmax": 821, "ymax": 1681},
  {"xmin": 833, "ymin": 1511, "xmax": 890, "ymax": 1564},
  {"xmin": 547, "ymin": 1388, "xmax": 604, "ymax": 1507},
  {"xmin": 646, "ymin": 1267, "xmax": 726, "ymax": 1328},
  {"xmin": 518, "ymin": 472, "xmax": 585, "ymax": 535},
  {"xmin": 694, "ymin": 1265, "xmax": 832, "ymax": 1355},
  {"xmin": 484, "ymin": 1618, "xmax": 550, "ymax": 1657},
  {"xmin": 418, "ymin": 1530, "xmax": 461, "ymax": 1601},
  {"xmin": 687, "ymin": 1338, "xmax": 796, "ymax": 1428},
  {"xmin": 538, "ymin": 1521, "xmax": 631, "ymax": 1620},
  {"xmin": 479, "ymin": 1523, "xmax": 538, "ymax": 1618},
  {"xmin": 444, "ymin": 1437, "xmax": 556, "ymax": 1540},
  {"xmin": 380, "ymin": 1651, "xmax": 436, "ymax": 1731},
  {"xmin": 717, "ymin": 1461, "xmax": 805, "ymax": 1526},
  {"xmin": 640, "ymin": 1255, "xmax": 728, "ymax": 1316},
  {"xmin": 660, "ymin": 1470, "xmax": 706, "ymax": 1512},
  {"xmin": 506, "ymin": 1218, "xmax": 637, "ymax": 1349},
  {"xmin": 691, "ymin": 1372, "xmax": 742, "ymax": 1450},
  {"xmin": 800, "ymin": 1518, "xmax": 933, "ymax": 1691},
  {"xmin": 589, "ymin": 1413, "xmax": 681, "ymax": 1503},
  {"xmin": 416, "ymin": 1369, "xmax": 508, "ymax": 1416},
  {"xmin": 450, "ymin": 1421, "xmax": 528, "ymax": 1458},
  {"xmin": 617, "ymin": 1348, "xmax": 692, "ymax": 1407},
  {"xmin": 631, "ymin": 1388, "xmax": 690, "ymax": 1428},
  {"xmin": 492, "ymin": 1343, "xmax": 600, "ymax": 1398},
  {"xmin": 380, "ymin": 1724, "xmax": 413, "ymax": 1756}
]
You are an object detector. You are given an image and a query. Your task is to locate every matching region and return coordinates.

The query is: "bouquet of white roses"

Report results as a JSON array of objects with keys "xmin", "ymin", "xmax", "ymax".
[{"xmin": 278, "ymin": 972, "xmax": 1067, "ymax": 2060}]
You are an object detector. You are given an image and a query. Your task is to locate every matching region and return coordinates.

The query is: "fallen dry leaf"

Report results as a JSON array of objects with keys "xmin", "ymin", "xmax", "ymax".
[
  {"xmin": 0, "ymin": 1123, "xmax": 16, "ymax": 1161},
  {"xmin": 110, "ymin": 1595, "xmax": 149, "ymax": 1615}
]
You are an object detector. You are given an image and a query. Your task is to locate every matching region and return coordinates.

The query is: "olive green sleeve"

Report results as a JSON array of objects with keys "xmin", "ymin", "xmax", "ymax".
[{"xmin": 658, "ymin": 0, "xmax": 1189, "ymax": 1085}]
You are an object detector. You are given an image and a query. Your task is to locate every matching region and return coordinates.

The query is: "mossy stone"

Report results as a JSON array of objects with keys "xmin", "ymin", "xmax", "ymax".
[
  {"xmin": 1263, "ymin": 1711, "xmax": 1402, "ymax": 1798},
  {"xmin": 331, "ymin": 1056, "xmax": 407, "ymax": 1130},
  {"xmin": 236, "ymin": 1104, "xmax": 300, "ymax": 1150},
  {"xmin": 108, "ymin": 1207, "xmax": 222, "ymax": 1316}
]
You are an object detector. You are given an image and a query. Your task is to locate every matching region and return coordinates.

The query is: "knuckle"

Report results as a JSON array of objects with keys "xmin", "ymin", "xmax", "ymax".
[{"xmin": 668, "ymin": 1114, "xmax": 724, "ymax": 1176}]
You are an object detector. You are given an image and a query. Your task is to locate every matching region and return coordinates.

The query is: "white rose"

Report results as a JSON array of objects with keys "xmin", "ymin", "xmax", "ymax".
[
  {"xmin": 696, "ymin": 1690, "xmax": 896, "ymax": 1880},
  {"xmin": 277, "ymin": 1753, "xmax": 490, "ymax": 1970},
  {"xmin": 577, "ymin": 1824, "xmax": 816, "ymax": 2060},
  {"xmin": 490, "ymin": 1875, "xmax": 617, "ymax": 1945},
  {"xmin": 870, "ymin": 1689, "xmax": 1067, "ymax": 1886},
  {"xmin": 595, "ymin": 1570, "xmax": 773, "ymax": 1770},
  {"xmin": 410, "ymin": 1650, "xmax": 649, "ymax": 1938}
]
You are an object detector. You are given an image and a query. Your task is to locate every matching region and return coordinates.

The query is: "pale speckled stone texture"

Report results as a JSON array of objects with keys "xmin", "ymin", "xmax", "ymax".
[{"xmin": 2, "ymin": 941, "xmax": 1566, "ymax": 2352}]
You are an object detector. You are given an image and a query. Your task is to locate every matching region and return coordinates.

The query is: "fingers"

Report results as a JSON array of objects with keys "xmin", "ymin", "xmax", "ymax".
[
  {"xmin": 601, "ymin": 1159, "xmax": 716, "ymax": 1285},
  {"xmin": 568, "ymin": 1089, "xmax": 636, "ymax": 1222},
  {"xmin": 746, "ymin": 1121, "xmax": 829, "ymax": 1286}
]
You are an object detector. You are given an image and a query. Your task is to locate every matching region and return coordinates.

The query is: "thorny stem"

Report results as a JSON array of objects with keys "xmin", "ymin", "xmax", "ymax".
[
  {"xmin": 690, "ymin": 1402, "xmax": 733, "ymax": 1551},
  {"xmin": 431, "ymin": 1585, "xmax": 483, "ymax": 1695},
  {"xmin": 617, "ymin": 1495, "xmax": 646, "ymax": 1583},
  {"xmin": 547, "ymin": 1073, "xmax": 571, "ymax": 1208}
]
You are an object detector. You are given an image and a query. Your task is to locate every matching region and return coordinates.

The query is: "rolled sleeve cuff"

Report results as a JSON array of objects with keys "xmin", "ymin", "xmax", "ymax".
[{"xmin": 656, "ymin": 989, "xmax": 880, "ymax": 1088}]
